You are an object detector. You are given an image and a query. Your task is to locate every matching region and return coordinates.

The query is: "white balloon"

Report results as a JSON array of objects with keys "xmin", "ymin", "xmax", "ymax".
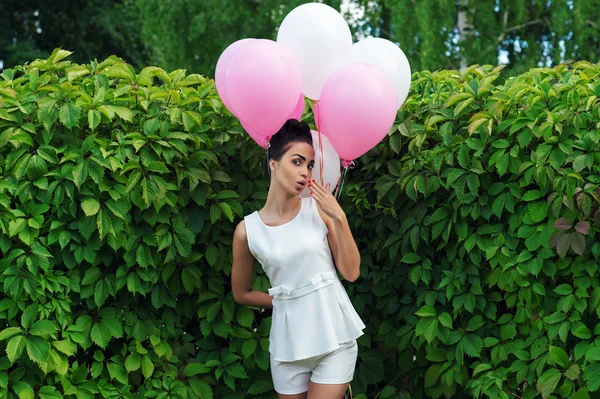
[
  {"xmin": 277, "ymin": 3, "xmax": 352, "ymax": 100},
  {"xmin": 301, "ymin": 130, "xmax": 341, "ymax": 198},
  {"xmin": 352, "ymin": 37, "xmax": 412, "ymax": 109}
]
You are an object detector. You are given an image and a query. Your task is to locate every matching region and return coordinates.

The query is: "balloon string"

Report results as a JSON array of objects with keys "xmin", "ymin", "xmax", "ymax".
[
  {"xmin": 336, "ymin": 168, "xmax": 348, "ymax": 200},
  {"xmin": 336, "ymin": 161, "xmax": 354, "ymax": 200},
  {"xmin": 333, "ymin": 172, "xmax": 343, "ymax": 199},
  {"xmin": 314, "ymin": 100, "xmax": 324, "ymax": 185}
]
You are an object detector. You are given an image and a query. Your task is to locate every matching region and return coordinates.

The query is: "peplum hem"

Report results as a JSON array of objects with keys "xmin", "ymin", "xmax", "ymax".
[{"xmin": 269, "ymin": 272, "xmax": 365, "ymax": 362}]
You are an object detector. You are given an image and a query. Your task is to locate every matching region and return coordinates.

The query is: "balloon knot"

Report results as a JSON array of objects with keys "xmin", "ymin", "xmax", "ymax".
[{"xmin": 341, "ymin": 160, "xmax": 355, "ymax": 169}]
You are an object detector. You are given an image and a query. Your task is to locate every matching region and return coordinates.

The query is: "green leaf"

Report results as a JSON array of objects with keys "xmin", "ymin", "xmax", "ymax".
[
  {"xmin": 90, "ymin": 323, "xmax": 111, "ymax": 348},
  {"xmin": 585, "ymin": 347, "xmax": 600, "ymax": 362},
  {"xmin": 549, "ymin": 346, "xmax": 569, "ymax": 368},
  {"xmin": 466, "ymin": 316, "xmax": 485, "ymax": 332},
  {"xmin": 438, "ymin": 312, "xmax": 452, "ymax": 328},
  {"xmin": 461, "ymin": 334, "xmax": 483, "ymax": 357},
  {"xmin": 0, "ymin": 327, "xmax": 22, "ymax": 341},
  {"xmin": 215, "ymin": 190, "xmax": 239, "ymax": 200},
  {"xmin": 107, "ymin": 362, "xmax": 128, "ymax": 384},
  {"xmin": 52, "ymin": 340, "xmax": 77, "ymax": 357},
  {"xmin": 104, "ymin": 105, "xmax": 133, "ymax": 121},
  {"xmin": 142, "ymin": 354, "xmax": 154, "ymax": 379},
  {"xmin": 522, "ymin": 190, "xmax": 543, "ymax": 201},
  {"xmin": 218, "ymin": 202, "xmax": 234, "ymax": 222},
  {"xmin": 415, "ymin": 305, "xmax": 437, "ymax": 317},
  {"xmin": 415, "ymin": 317, "xmax": 438, "ymax": 344},
  {"xmin": 500, "ymin": 324, "xmax": 517, "ymax": 340},
  {"xmin": 583, "ymin": 363, "xmax": 600, "ymax": 392},
  {"xmin": 125, "ymin": 352, "xmax": 141, "ymax": 372},
  {"xmin": 247, "ymin": 380, "xmax": 273, "ymax": 395},
  {"xmin": 6, "ymin": 335, "xmax": 26, "ymax": 363},
  {"xmin": 401, "ymin": 253, "xmax": 420, "ymax": 264},
  {"xmin": 29, "ymin": 320, "xmax": 56, "ymax": 337},
  {"xmin": 21, "ymin": 304, "xmax": 38, "ymax": 329},
  {"xmin": 26, "ymin": 336, "xmax": 49, "ymax": 363},
  {"xmin": 81, "ymin": 198, "xmax": 100, "ymax": 216},
  {"xmin": 27, "ymin": 154, "xmax": 48, "ymax": 180},
  {"xmin": 236, "ymin": 307, "xmax": 254, "ymax": 327},
  {"xmin": 82, "ymin": 267, "xmax": 101, "ymax": 285},
  {"xmin": 38, "ymin": 386, "xmax": 64, "ymax": 399},
  {"xmin": 88, "ymin": 110, "xmax": 101, "ymax": 131},
  {"xmin": 94, "ymin": 280, "xmax": 109, "ymax": 308},
  {"xmin": 571, "ymin": 389, "xmax": 590, "ymax": 399},
  {"xmin": 529, "ymin": 202, "xmax": 548, "ymax": 223},
  {"xmin": 59, "ymin": 101, "xmax": 81, "ymax": 129},
  {"xmin": 554, "ymin": 284, "xmax": 573, "ymax": 295},
  {"xmin": 537, "ymin": 368, "xmax": 562, "ymax": 398},
  {"xmin": 424, "ymin": 364, "xmax": 442, "ymax": 387},
  {"xmin": 573, "ymin": 325, "xmax": 592, "ymax": 339},
  {"xmin": 147, "ymin": 161, "xmax": 169, "ymax": 173},
  {"xmin": 184, "ymin": 362, "xmax": 211, "ymax": 377},
  {"xmin": 242, "ymin": 340, "xmax": 257, "ymax": 358},
  {"xmin": 566, "ymin": 364, "xmax": 581, "ymax": 381},
  {"xmin": 225, "ymin": 363, "xmax": 248, "ymax": 379},
  {"xmin": 189, "ymin": 380, "xmax": 213, "ymax": 399}
]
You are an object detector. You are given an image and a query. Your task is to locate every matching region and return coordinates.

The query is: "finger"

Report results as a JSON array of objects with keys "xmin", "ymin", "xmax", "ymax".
[
  {"xmin": 310, "ymin": 186, "xmax": 323, "ymax": 200},
  {"xmin": 312, "ymin": 179, "xmax": 330, "ymax": 196},
  {"xmin": 308, "ymin": 179, "xmax": 324, "ymax": 195},
  {"xmin": 311, "ymin": 186, "xmax": 327, "ymax": 202}
]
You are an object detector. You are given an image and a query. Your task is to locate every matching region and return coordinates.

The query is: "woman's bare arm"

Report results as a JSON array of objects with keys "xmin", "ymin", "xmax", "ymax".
[{"xmin": 231, "ymin": 220, "xmax": 273, "ymax": 308}]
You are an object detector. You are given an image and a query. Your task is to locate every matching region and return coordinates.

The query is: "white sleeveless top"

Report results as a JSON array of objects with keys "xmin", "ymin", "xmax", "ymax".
[{"xmin": 244, "ymin": 196, "xmax": 365, "ymax": 361}]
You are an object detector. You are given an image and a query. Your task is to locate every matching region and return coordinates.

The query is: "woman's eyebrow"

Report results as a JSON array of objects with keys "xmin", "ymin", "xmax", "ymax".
[{"xmin": 290, "ymin": 154, "xmax": 306, "ymax": 161}]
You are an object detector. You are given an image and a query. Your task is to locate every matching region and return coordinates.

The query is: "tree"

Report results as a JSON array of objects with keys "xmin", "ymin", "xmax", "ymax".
[
  {"xmin": 2, "ymin": 0, "xmax": 600, "ymax": 76},
  {"xmin": 0, "ymin": 0, "xmax": 149, "ymax": 70},
  {"xmin": 133, "ymin": 0, "xmax": 341, "ymax": 76},
  {"xmin": 349, "ymin": 0, "xmax": 600, "ymax": 74}
]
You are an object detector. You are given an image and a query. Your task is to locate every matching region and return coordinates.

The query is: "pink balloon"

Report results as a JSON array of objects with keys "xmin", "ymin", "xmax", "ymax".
[
  {"xmin": 215, "ymin": 39, "xmax": 254, "ymax": 114},
  {"xmin": 224, "ymin": 39, "xmax": 302, "ymax": 137},
  {"xmin": 241, "ymin": 121, "xmax": 269, "ymax": 149},
  {"xmin": 319, "ymin": 63, "xmax": 397, "ymax": 161},
  {"xmin": 289, "ymin": 94, "xmax": 305, "ymax": 121}
]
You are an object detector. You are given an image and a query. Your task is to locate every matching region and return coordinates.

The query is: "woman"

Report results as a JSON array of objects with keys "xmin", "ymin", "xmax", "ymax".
[{"xmin": 231, "ymin": 119, "xmax": 365, "ymax": 398}]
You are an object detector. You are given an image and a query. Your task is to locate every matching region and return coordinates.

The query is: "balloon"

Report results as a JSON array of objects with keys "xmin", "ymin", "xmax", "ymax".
[
  {"xmin": 242, "ymin": 94, "xmax": 303, "ymax": 148},
  {"xmin": 277, "ymin": 3, "xmax": 352, "ymax": 100},
  {"xmin": 289, "ymin": 94, "xmax": 305, "ymax": 121},
  {"xmin": 224, "ymin": 39, "xmax": 302, "ymax": 137},
  {"xmin": 301, "ymin": 130, "xmax": 340, "ymax": 197},
  {"xmin": 319, "ymin": 63, "xmax": 397, "ymax": 161},
  {"xmin": 352, "ymin": 38, "xmax": 412, "ymax": 109},
  {"xmin": 215, "ymin": 38, "xmax": 254, "ymax": 114},
  {"xmin": 241, "ymin": 121, "xmax": 269, "ymax": 149}
]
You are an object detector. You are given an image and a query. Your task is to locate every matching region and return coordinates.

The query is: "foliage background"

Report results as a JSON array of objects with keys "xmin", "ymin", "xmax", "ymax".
[
  {"xmin": 3, "ymin": 50, "xmax": 600, "ymax": 399},
  {"xmin": 2, "ymin": 0, "xmax": 600, "ymax": 76}
]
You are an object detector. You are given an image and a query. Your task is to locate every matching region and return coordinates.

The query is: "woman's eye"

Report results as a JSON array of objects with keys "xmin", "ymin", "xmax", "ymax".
[
  {"xmin": 308, "ymin": 164, "xmax": 314, "ymax": 170},
  {"xmin": 293, "ymin": 160, "xmax": 301, "ymax": 165}
]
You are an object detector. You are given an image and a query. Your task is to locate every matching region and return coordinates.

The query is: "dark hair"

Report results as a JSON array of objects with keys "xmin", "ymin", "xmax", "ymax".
[{"xmin": 264, "ymin": 119, "xmax": 312, "ymax": 176}]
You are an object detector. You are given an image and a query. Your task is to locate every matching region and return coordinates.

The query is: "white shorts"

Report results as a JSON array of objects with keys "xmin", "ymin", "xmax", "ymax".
[{"xmin": 270, "ymin": 340, "xmax": 358, "ymax": 395}]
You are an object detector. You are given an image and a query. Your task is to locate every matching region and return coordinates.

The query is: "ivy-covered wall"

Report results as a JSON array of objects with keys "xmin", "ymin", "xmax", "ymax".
[{"xmin": 1, "ymin": 50, "xmax": 600, "ymax": 399}]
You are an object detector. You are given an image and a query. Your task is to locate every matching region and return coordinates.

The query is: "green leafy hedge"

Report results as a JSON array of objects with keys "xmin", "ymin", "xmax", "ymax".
[
  {"xmin": 2, "ymin": 50, "xmax": 600, "ymax": 399},
  {"xmin": 352, "ymin": 62, "xmax": 600, "ymax": 399}
]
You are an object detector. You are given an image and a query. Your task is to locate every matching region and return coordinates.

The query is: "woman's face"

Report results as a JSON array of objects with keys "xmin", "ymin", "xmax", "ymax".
[{"xmin": 270, "ymin": 141, "xmax": 315, "ymax": 195}]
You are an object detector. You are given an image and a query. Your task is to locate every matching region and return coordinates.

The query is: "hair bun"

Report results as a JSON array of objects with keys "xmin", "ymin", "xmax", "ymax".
[{"xmin": 263, "ymin": 119, "xmax": 313, "ymax": 177}]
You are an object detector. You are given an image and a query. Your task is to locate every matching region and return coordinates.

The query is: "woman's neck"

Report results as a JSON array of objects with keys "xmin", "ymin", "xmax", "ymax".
[{"xmin": 262, "ymin": 186, "xmax": 301, "ymax": 219}]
